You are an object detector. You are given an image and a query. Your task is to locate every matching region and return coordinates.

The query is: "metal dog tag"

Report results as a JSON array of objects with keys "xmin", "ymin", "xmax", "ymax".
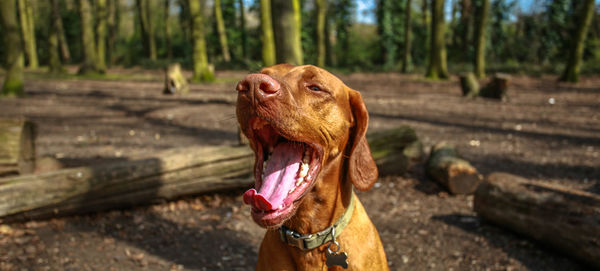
[{"xmin": 326, "ymin": 251, "xmax": 348, "ymax": 269}]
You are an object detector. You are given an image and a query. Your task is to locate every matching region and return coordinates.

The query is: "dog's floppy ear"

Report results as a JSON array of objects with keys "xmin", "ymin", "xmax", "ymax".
[{"xmin": 347, "ymin": 88, "xmax": 378, "ymax": 191}]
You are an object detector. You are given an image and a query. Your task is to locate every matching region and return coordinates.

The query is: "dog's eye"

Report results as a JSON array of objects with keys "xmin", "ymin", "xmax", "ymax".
[{"xmin": 307, "ymin": 85, "xmax": 322, "ymax": 92}]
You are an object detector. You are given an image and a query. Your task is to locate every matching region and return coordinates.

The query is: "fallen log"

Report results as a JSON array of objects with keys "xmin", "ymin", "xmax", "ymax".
[
  {"xmin": 0, "ymin": 126, "xmax": 420, "ymax": 221},
  {"xmin": 0, "ymin": 119, "xmax": 36, "ymax": 176},
  {"xmin": 425, "ymin": 142, "xmax": 482, "ymax": 194},
  {"xmin": 459, "ymin": 72, "xmax": 479, "ymax": 98},
  {"xmin": 368, "ymin": 125, "xmax": 424, "ymax": 176},
  {"xmin": 474, "ymin": 172, "xmax": 600, "ymax": 268},
  {"xmin": 480, "ymin": 73, "xmax": 510, "ymax": 100}
]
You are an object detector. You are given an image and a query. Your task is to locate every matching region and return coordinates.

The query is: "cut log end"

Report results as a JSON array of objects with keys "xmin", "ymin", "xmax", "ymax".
[{"xmin": 426, "ymin": 142, "xmax": 482, "ymax": 194}]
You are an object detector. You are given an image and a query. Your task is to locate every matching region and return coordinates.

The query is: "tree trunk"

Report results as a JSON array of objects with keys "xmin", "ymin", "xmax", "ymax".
[
  {"xmin": 426, "ymin": 0, "xmax": 448, "ymax": 79},
  {"xmin": 0, "ymin": 126, "xmax": 419, "ymax": 221},
  {"xmin": 214, "ymin": 0, "xmax": 231, "ymax": 62},
  {"xmin": 96, "ymin": 0, "xmax": 108, "ymax": 73},
  {"xmin": 272, "ymin": 0, "xmax": 303, "ymax": 65},
  {"xmin": 315, "ymin": 0, "xmax": 327, "ymax": 67},
  {"xmin": 426, "ymin": 142, "xmax": 482, "ymax": 194},
  {"xmin": 560, "ymin": 0, "xmax": 595, "ymax": 83},
  {"xmin": 379, "ymin": 0, "xmax": 396, "ymax": 70},
  {"xmin": 136, "ymin": 0, "xmax": 156, "ymax": 60},
  {"xmin": 402, "ymin": 0, "xmax": 413, "ymax": 73},
  {"xmin": 107, "ymin": 0, "xmax": 119, "ymax": 65},
  {"xmin": 18, "ymin": 0, "xmax": 38, "ymax": 69},
  {"xmin": 0, "ymin": 0, "xmax": 25, "ymax": 97},
  {"xmin": 473, "ymin": 0, "xmax": 489, "ymax": 78},
  {"xmin": 459, "ymin": 0, "xmax": 473, "ymax": 62},
  {"xmin": 474, "ymin": 172, "xmax": 600, "ymax": 268},
  {"xmin": 77, "ymin": 0, "xmax": 99, "ymax": 75},
  {"xmin": 189, "ymin": 0, "xmax": 215, "ymax": 82},
  {"xmin": 459, "ymin": 72, "xmax": 479, "ymax": 97},
  {"xmin": 164, "ymin": 0, "xmax": 172, "ymax": 59},
  {"xmin": 48, "ymin": 0, "xmax": 63, "ymax": 73},
  {"xmin": 0, "ymin": 119, "xmax": 36, "ymax": 176},
  {"xmin": 260, "ymin": 0, "xmax": 276, "ymax": 66},
  {"xmin": 239, "ymin": 0, "xmax": 248, "ymax": 61},
  {"xmin": 56, "ymin": 0, "xmax": 71, "ymax": 62}
]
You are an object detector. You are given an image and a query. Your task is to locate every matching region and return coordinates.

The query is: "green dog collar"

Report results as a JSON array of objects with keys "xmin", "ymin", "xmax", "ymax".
[{"xmin": 278, "ymin": 191, "xmax": 356, "ymax": 251}]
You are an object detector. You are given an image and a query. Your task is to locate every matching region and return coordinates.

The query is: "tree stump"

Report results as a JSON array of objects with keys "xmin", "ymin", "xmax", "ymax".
[
  {"xmin": 0, "ymin": 119, "xmax": 36, "ymax": 176},
  {"xmin": 425, "ymin": 142, "xmax": 482, "ymax": 194},
  {"xmin": 459, "ymin": 72, "xmax": 479, "ymax": 97},
  {"xmin": 368, "ymin": 125, "xmax": 424, "ymax": 176},
  {"xmin": 474, "ymin": 172, "xmax": 600, "ymax": 268},
  {"xmin": 480, "ymin": 73, "xmax": 510, "ymax": 100},
  {"xmin": 163, "ymin": 63, "xmax": 189, "ymax": 95}
]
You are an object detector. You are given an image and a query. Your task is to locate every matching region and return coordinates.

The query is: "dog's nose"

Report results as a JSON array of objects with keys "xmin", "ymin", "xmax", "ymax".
[{"xmin": 236, "ymin": 73, "xmax": 280, "ymax": 95}]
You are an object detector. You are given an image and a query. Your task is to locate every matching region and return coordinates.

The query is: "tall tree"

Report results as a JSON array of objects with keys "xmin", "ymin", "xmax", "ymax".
[
  {"xmin": 272, "ymin": 0, "xmax": 303, "ymax": 65},
  {"xmin": 96, "ymin": 0, "xmax": 108, "ymax": 73},
  {"xmin": 426, "ymin": 0, "xmax": 448, "ymax": 79},
  {"xmin": 473, "ymin": 0, "xmax": 489, "ymax": 78},
  {"xmin": 18, "ymin": 0, "xmax": 38, "ymax": 69},
  {"xmin": 1, "ymin": 0, "xmax": 24, "ymax": 96},
  {"xmin": 458, "ymin": 0, "xmax": 473, "ymax": 62},
  {"xmin": 56, "ymin": 0, "xmax": 70, "ymax": 62},
  {"xmin": 402, "ymin": 0, "xmax": 413, "ymax": 72},
  {"xmin": 136, "ymin": 0, "xmax": 157, "ymax": 60},
  {"xmin": 332, "ymin": 0, "xmax": 353, "ymax": 67},
  {"xmin": 164, "ymin": 0, "xmax": 172, "ymax": 59},
  {"xmin": 315, "ymin": 0, "xmax": 327, "ymax": 67},
  {"xmin": 260, "ymin": 0, "xmax": 276, "ymax": 66},
  {"xmin": 560, "ymin": 0, "xmax": 595, "ymax": 82},
  {"xmin": 239, "ymin": 0, "xmax": 248, "ymax": 60},
  {"xmin": 78, "ymin": 0, "xmax": 99, "ymax": 74},
  {"xmin": 378, "ymin": 0, "xmax": 396, "ymax": 70},
  {"xmin": 49, "ymin": 0, "xmax": 63, "ymax": 73},
  {"xmin": 188, "ymin": 0, "xmax": 215, "ymax": 82},
  {"xmin": 107, "ymin": 0, "xmax": 119, "ymax": 65},
  {"xmin": 215, "ymin": 0, "xmax": 231, "ymax": 62}
]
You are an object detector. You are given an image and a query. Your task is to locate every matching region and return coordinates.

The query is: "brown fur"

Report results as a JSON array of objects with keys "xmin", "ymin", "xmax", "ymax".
[{"xmin": 236, "ymin": 64, "xmax": 389, "ymax": 271}]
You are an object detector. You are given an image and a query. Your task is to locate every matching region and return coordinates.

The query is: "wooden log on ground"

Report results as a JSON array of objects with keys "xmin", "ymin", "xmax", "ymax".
[
  {"xmin": 163, "ymin": 63, "xmax": 189, "ymax": 94},
  {"xmin": 369, "ymin": 125, "xmax": 424, "ymax": 176},
  {"xmin": 0, "ymin": 119, "xmax": 36, "ymax": 176},
  {"xmin": 474, "ymin": 172, "xmax": 600, "ymax": 268},
  {"xmin": 480, "ymin": 73, "xmax": 510, "ymax": 100},
  {"xmin": 459, "ymin": 72, "xmax": 479, "ymax": 98},
  {"xmin": 425, "ymin": 142, "xmax": 482, "ymax": 194},
  {"xmin": 0, "ymin": 126, "xmax": 419, "ymax": 221}
]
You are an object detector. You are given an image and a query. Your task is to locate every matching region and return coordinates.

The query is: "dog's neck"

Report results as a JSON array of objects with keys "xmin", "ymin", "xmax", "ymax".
[{"xmin": 283, "ymin": 153, "xmax": 353, "ymax": 235}]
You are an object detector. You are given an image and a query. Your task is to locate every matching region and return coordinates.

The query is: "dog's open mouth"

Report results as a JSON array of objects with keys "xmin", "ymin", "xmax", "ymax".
[{"xmin": 243, "ymin": 117, "xmax": 322, "ymax": 227}]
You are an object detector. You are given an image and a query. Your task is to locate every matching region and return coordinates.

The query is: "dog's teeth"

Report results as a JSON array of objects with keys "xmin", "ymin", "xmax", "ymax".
[
  {"xmin": 296, "ymin": 177, "xmax": 304, "ymax": 186},
  {"xmin": 303, "ymin": 151, "xmax": 310, "ymax": 163},
  {"xmin": 299, "ymin": 163, "xmax": 309, "ymax": 178},
  {"xmin": 279, "ymin": 204, "xmax": 284, "ymax": 209},
  {"xmin": 288, "ymin": 187, "xmax": 295, "ymax": 194}
]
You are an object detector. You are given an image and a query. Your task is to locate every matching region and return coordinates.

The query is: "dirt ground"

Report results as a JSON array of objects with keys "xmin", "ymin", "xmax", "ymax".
[{"xmin": 0, "ymin": 67, "xmax": 598, "ymax": 271}]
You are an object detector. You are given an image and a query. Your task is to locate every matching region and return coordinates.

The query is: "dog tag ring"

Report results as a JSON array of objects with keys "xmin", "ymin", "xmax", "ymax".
[{"xmin": 325, "ymin": 227, "xmax": 348, "ymax": 269}]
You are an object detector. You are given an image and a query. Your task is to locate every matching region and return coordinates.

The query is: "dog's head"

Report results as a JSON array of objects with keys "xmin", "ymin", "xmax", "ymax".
[{"xmin": 236, "ymin": 64, "xmax": 378, "ymax": 228}]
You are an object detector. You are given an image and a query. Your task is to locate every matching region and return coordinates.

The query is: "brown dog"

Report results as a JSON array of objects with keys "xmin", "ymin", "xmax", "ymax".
[{"xmin": 236, "ymin": 64, "xmax": 388, "ymax": 270}]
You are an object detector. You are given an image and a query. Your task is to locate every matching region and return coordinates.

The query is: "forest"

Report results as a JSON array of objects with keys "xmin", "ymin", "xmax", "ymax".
[{"xmin": 1, "ymin": 0, "xmax": 600, "ymax": 95}]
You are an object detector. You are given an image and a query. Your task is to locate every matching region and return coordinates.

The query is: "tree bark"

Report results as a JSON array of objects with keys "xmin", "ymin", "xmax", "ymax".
[
  {"xmin": 473, "ymin": 0, "xmax": 489, "ymax": 78},
  {"xmin": 560, "ymin": 0, "xmax": 595, "ymax": 83},
  {"xmin": 164, "ymin": 0, "xmax": 172, "ymax": 59},
  {"xmin": 260, "ymin": 0, "xmax": 276, "ymax": 66},
  {"xmin": 0, "ymin": 119, "xmax": 36, "ymax": 176},
  {"xmin": 107, "ymin": 0, "xmax": 119, "ymax": 65},
  {"xmin": 18, "ymin": 0, "xmax": 38, "ymax": 69},
  {"xmin": 315, "ymin": 0, "xmax": 327, "ymax": 67},
  {"xmin": 474, "ymin": 172, "xmax": 600, "ymax": 268},
  {"xmin": 379, "ymin": 0, "xmax": 396, "ymax": 70},
  {"xmin": 459, "ymin": 0, "xmax": 473, "ymax": 62},
  {"xmin": 426, "ymin": 0, "xmax": 448, "ymax": 79},
  {"xmin": 1, "ymin": 0, "xmax": 25, "ymax": 97},
  {"xmin": 136, "ymin": 0, "xmax": 157, "ymax": 60},
  {"xmin": 96, "ymin": 0, "xmax": 108, "ymax": 73},
  {"xmin": 77, "ymin": 0, "xmax": 99, "ymax": 75},
  {"xmin": 188, "ymin": 0, "xmax": 214, "ymax": 82},
  {"xmin": 426, "ymin": 142, "xmax": 482, "ymax": 194},
  {"xmin": 459, "ymin": 72, "xmax": 479, "ymax": 97},
  {"xmin": 56, "ymin": 0, "xmax": 71, "ymax": 62},
  {"xmin": 239, "ymin": 0, "xmax": 248, "ymax": 61},
  {"xmin": 0, "ymin": 126, "xmax": 419, "ymax": 221},
  {"xmin": 402, "ymin": 0, "xmax": 413, "ymax": 73},
  {"xmin": 48, "ymin": 0, "xmax": 63, "ymax": 73},
  {"xmin": 214, "ymin": 0, "xmax": 231, "ymax": 62},
  {"xmin": 272, "ymin": 0, "xmax": 303, "ymax": 65}
]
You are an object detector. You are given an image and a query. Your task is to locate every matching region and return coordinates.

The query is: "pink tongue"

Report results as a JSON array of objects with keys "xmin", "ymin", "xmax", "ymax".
[{"xmin": 243, "ymin": 142, "xmax": 303, "ymax": 211}]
